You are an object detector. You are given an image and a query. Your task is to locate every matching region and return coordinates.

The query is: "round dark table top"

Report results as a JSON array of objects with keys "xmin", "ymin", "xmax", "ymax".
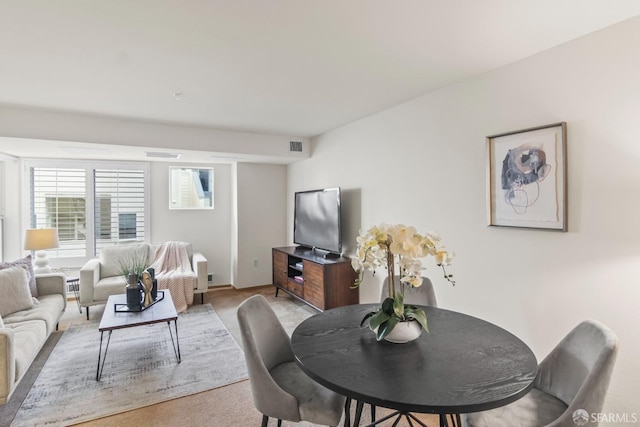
[{"xmin": 291, "ymin": 304, "xmax": 537, "ymax": 414}]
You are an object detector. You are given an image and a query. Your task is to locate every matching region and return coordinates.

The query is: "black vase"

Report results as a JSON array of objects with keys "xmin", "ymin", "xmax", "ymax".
[{"xmin": 126, "ymin": 273, "xmax": 143, "ymax": 309}]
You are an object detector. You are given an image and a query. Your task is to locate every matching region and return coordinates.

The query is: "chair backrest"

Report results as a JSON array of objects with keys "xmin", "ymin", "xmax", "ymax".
[
  {"xmin": 236, "ymin": 295, "xmax": 299, "ymax": 420},
  {"xmin": 535, "ymin": 320, "xmax": 618, "ymax": 423},
  {"xmin": 98, "ymin": 243, "xmax": 150, "ymax": 279},
  {"xmin": 381, "ymin": 275, "xmax": 438, "ymax": 307}
]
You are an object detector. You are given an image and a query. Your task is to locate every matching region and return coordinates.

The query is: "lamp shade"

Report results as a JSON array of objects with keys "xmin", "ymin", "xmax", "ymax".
[{"xmin": 24, "ymin": 228, "xmax": 60, "ymax": 251}]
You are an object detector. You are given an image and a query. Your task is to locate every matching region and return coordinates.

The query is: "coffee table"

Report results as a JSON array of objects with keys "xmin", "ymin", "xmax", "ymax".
[{"xmin": 96, "ymin": 289, "xmax": 181, "ymax": 381}]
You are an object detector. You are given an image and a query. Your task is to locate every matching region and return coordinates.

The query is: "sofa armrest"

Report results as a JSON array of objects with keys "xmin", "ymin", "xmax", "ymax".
[
  {"xmin": 0, "ymin": 328, "xmax": 16, "ymax": 405},
  {"xmin": 192, "ymin": 252, "xmax": 208, "ymax": 292},
  {"xmin": 80, "ymin": 258, "xmax": 101, "ymax": 305},
  {"xmin": 35, "ymin": 273, "xmax": 67, "ymax": 298}
]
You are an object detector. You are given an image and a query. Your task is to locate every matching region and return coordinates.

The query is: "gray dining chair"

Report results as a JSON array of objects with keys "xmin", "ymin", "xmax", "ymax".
[
  {"xmin": 381, "ymin": 275, "xmax": 438, "ymax": 307},
  {"xmin": 236, "ymin": 294, "xmax": 345, "ymax": 427},
  {"xmin": 462, "ymin": 319, "xmax": 619, "ymax": 427}
]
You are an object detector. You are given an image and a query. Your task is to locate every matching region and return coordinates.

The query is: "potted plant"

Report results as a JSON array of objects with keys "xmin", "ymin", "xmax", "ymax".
[
  {"xmin": 118, "ymin": 255, "xmax": 149, "ymax": 282},
  {"xmin": 352, "ymin": 223, "xmax": 455, "ymax": 342},
  {"xmin": 118, "ymin": 255, "xmax": 149, "ymax": 309}
]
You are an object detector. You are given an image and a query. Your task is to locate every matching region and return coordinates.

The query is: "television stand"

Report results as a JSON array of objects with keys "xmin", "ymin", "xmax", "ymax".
[{"xmin": 272, "ymin": 246, "xmax": 359, "ymax": 311}]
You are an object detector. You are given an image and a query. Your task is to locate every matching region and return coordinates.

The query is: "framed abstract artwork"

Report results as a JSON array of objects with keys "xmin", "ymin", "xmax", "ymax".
[{"xmin": 486, "ymin": 122, "xmax": 567, "ymax": 231}]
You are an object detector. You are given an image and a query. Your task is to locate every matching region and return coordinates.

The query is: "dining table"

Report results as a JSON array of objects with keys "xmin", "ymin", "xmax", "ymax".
[{"xmin": 290, "ymin": 304, "xmax": 538, "ymax": 427}]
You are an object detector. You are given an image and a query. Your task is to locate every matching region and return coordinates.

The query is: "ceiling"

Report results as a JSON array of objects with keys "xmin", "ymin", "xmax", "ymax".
[{"xmin": 1, "ymin": 1, "xmax": 639, "ymax": 161}]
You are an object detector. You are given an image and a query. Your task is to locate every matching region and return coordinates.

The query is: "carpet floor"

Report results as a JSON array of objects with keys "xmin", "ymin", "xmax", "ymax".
[
  {"xmin": 10, "ymin": 304, "xmax": 247, "ymax": 427},
  {"xmin": 2, "ymin": 286, "xmax": 438, "ymax": 426}
]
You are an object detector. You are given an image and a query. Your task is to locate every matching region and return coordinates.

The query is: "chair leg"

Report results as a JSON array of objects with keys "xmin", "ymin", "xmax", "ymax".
[
  {"xmin": 261, "ymin": 414, "xmax": 268, "ymax": 427},
  {"xmin": 371, "ymin": 404, "xmax": 376, "ymax": 422},
  {"xmin": 344, "ymin": 397, "xmax": 352, "ymax": 427},
  {"xmin": 86, "ymin": 306, "xmax": 90, "ymax": 320}
]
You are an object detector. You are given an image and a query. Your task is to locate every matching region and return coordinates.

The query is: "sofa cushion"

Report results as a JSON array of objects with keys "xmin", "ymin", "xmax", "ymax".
[
  {"xmin": 0, "ymin": 255, "xmax": 37, "ymax": 297},
  {"xmin": 4, "ymin": 319, "xmax": 48, "ymax": 382},
  {"xmin": 0, "ymin": 267, "xmax": 34, "ymax": 317},
  {"xmin": 3, "ymin": 294, "xmax": 65, "ymax": 335},
  {"xmin": 0, "ymin": 313, "xmax": 3, "ymax": 328},
  {"xmin": 99, "ymin": 244, "xmax": 150, "ymax": 279},
  {"xmin": 94, "ymin": 276, "xmax": 127, "ymax": 301}
]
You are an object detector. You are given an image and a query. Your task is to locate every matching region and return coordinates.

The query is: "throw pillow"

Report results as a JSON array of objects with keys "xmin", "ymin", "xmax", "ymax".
[
  {"xmin": 0, "ymin": 313, "xmax": 4, "ymax": 328},
  {"xmin": 0, "ymin": 255, "xmax": 37, "ymax": 297},
  {"xmin": 0, "ymin": 266, "xmax": 34, "ymax": 317}
]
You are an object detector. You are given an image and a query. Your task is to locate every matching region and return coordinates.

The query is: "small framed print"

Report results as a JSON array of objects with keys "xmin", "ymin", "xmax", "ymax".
[{"xmin": 486, "ymin": 122, "xmax": 567, "ymax": 231}]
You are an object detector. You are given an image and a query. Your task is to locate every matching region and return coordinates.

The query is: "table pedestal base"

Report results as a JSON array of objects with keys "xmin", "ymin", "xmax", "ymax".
[{"xmin": 345, "ymin": 398, "xmax": 462, "ymax": 427}]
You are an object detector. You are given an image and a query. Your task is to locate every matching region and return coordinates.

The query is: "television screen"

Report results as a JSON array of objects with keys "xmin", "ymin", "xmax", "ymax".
[{"xmin": 294, "ymin": 188, "xmax": 341, "ymax": 255}]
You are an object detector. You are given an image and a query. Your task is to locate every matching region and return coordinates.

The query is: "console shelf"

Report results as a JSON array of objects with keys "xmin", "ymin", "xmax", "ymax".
[{"xmin": 272, "ymin": 246, "xmax": 359, "ymax": 311}]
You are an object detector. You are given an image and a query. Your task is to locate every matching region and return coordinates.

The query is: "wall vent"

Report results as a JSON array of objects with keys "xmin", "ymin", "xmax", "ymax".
[
  {"xmin": 289, "ymin": 141, "xmax": 303, "ymax": 152},
  {"xmin": 145, "ymin": 151, "xmax": 181, "ymax": 159}
]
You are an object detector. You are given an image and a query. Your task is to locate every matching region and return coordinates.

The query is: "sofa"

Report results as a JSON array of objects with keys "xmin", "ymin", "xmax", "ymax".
[
  {"xmin": 79, "ymin": 242, "xmax": 208, "ymax": 319},
  {"xmin": 0, "ymin": 269, "xmax": 67, "ymax": 405}
]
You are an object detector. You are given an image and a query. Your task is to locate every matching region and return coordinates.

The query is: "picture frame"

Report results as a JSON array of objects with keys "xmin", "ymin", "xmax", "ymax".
[{"xmin": 486, "ymin": 122, "xmax": 567, "ymax": 231}]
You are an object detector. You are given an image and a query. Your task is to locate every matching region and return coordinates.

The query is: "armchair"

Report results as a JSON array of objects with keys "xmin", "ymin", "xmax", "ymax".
[{"xmin": 79, "ymin": 242, "xmax": 208, "ymax": 319}]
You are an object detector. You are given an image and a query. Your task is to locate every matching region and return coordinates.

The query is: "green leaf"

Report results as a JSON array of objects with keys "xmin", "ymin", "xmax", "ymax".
[
  {"xmin": 376, "ymin": 317, "xmax": 399, "ymax": 341},
  {"xmin": 368, "ymin": 310, "xmax": 391, "ymax": 331},
  {"xmin": 380, "ymin": 297, "xmax": 395, "ymax": 314},
  {"xmin": 404, "ymin": 307, "xmax": 429, "ymax": 333},
  {"xmin": 392, "ymin": 293, "xmax": 404, "ymax": 318},
  {"xmin": 360, "ymin": 311, "xmax": 375, "ymax": 327}
]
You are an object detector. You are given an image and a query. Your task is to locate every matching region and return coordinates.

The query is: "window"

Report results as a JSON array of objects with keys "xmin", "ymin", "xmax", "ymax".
[
  {"xmin": 26, "ymin": 160, "xmax": 149, "ymax": 261},
  {"xmin": 169, "ymin": 167, "xmax": 214, "ymax": 209},
  {"xmin": 118, "ymin": 213, "xmax": 137, "ymax": 239},
  {"xmin": 94, "ymin": 168, "xmax": 146, "ymax": 253}
]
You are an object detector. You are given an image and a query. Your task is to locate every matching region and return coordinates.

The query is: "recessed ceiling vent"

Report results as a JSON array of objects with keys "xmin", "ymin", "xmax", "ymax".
[
  {"xmin": 289, "ymin": 141, "xmax": 303, "ymax": 152},
  {"xmin": 145, "ymin": 151, "xmax": 181, "ymax": 159}
]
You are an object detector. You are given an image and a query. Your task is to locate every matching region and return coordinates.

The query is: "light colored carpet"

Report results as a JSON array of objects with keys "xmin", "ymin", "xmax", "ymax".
[{"xmin": 11, "ymin": 304, "xmax": 247, "ymax": 427}]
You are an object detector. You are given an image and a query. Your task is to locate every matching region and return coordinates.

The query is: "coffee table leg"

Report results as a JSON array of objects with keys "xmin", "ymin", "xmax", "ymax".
[
  {"xmin": 96, "ymin": 330, "xmax": 112, "ymax": 381},
  {"xmin": 167, "ymin": 319, "xmax": 181, "ymax": 363}
]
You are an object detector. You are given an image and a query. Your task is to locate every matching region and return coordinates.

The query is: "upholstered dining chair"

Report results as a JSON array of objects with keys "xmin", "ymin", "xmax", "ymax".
[
  {"xmin": 237, "ymin": 295, "xmax": 345, "ymax": 427},
  {"xmin": 462, "ymin": 319, "xmax": 619, "ymax": 427},
  {"xmin": 380, "ymin": 275, "xmax": 438, "ymax": 307}
]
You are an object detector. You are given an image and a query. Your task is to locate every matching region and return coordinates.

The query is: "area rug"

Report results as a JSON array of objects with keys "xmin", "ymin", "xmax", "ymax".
[{"xmin": 11, "ymin": 304, "xmax": 248, "ymax": 427}]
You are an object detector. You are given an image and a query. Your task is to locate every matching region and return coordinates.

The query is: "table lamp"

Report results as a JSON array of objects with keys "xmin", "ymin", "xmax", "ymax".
[{"xmin": 24, "ymin": 228, "xmax": 60, "ymax": 274}]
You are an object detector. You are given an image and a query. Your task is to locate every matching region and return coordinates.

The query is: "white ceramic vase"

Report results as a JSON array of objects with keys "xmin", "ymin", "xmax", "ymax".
[{"xmin": 383, "ymin": 319, "xmax": 423, "ymax": 343}]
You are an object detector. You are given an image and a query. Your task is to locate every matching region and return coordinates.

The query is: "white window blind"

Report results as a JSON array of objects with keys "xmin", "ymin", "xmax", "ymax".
[
  {"xmin": 94, "ymin": 168, "xmax": 146, "ymax": 253},
  {"xmin": 30, "ymin": 167, "xmax": 87, "ymax": 258},
  {"xmin": 28, "ymin": 161, "xmax": 148, "ymax": 261}
]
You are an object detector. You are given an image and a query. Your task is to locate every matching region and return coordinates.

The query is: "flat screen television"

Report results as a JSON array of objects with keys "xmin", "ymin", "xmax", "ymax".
[{"xmin": 294, "ymin": 188, "xmax": 341, "ymax": 255}]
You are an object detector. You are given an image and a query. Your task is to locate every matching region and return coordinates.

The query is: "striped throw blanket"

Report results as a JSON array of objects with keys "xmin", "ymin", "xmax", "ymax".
[{"xmin": 151, "ymin": 241, "xmax": 196, "ymax": 313}]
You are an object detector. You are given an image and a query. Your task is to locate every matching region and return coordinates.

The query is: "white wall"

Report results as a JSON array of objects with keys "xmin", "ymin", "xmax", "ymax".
[
  {"xmin": 1, "ymin": 159, "xmax": 21, "ymax": 262},
  {"xmin": 150, "ymin": 162, "xmax": 233, "ymax": 285},
  {"xmin": 287, "ymin": 16, "xmax": 640, "ymax": 422},
  {"xmin": 234, "ymin": 162, "xmax": 287, "ymax": 288}
]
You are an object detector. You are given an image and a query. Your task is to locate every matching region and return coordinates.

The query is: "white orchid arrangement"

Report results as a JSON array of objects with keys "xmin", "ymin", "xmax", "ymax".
[{"xmin": 352, "ymin": 223, "xmax": 455, "ymax": 341}]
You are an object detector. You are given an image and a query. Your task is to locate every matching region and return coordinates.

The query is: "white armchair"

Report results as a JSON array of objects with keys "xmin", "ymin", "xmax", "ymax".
[{"xmin": 79, "ymin": 242, "xmax": 208, "ymax": 319}]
